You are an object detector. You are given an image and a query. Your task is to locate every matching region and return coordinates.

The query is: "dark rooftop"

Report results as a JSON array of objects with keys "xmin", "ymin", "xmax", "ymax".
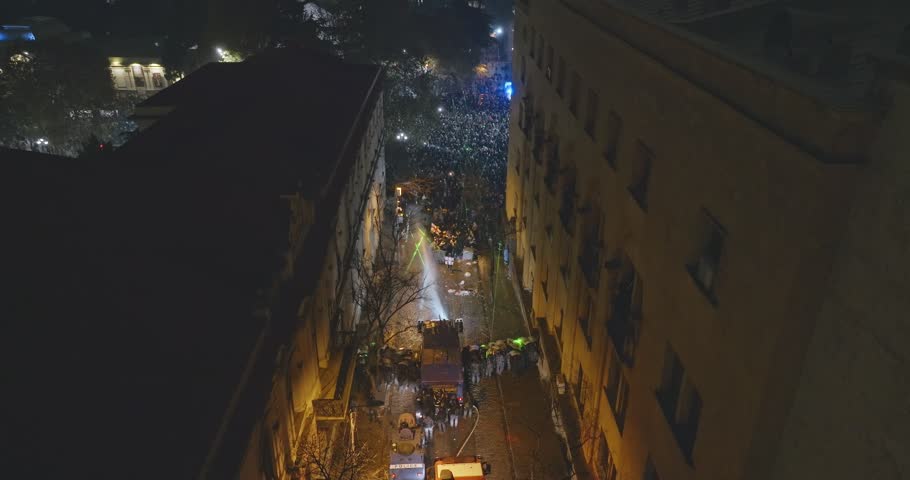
[
  {"xmin": 132, "ymin": 49, "xmax": 381, "ymax": 197},
  {"xmin": 610, "ymin": 0, "xmax": 910, "ymax": 106},
  {"xmin": 1, "ymin": 48, "xmax": 382, "ymax": 479}
]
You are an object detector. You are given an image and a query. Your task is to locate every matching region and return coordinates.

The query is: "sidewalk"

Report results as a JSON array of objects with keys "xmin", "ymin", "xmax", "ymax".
[
  {"xmin": 505, "ymin": 253, "xmax": 593, "ymax": 480},
  {"xmin": 477, "ymin": 251, "xmax": 573, "ymax": 480}
]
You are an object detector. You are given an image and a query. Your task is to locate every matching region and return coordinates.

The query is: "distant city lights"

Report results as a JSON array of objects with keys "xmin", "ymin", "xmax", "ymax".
[
  {"xmin": 396, "ymin": 132, "xmax": 409, "ymax": 141},
  {"xmin": 35, "ymin": 138, "xmax": 49, "ymax": 146}
]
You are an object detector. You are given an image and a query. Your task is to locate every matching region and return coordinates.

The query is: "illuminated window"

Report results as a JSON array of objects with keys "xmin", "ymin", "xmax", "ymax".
[
  {"xmin": 131, "ymin": 64, "xmax": 146, "ymax": 87},
  {"xmin": 151, "ymin": 72, "xmax": 165, "ymax": 89}
]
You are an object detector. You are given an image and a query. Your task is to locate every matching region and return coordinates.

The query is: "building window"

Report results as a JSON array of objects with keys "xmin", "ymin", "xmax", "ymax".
[
  {"xmin": 131, "ymin": 64, "xmax": 146, "ymax": 87},
  {"xmin": 657, "ymin": 345, "xmax": 702, "ymax": 465},
  {"xmin": 558, "ymin": 168, "xmax": 576, "ymax": 234},
  {"xmin": 604, "ymin": 111, "xmax": 622, "ymax": 169},
  {"xmin": 628, "ymin": 141, "xmax": 653, "ymax": 210},
  {"xmin": 111, "ymin": 68, "xmax": 129, "ymax": 89},
  {"xmin": 545, "ymin": 45, "xmax": 554, "ymax": 81},
  {"xmin": 544, "ymin": 136, "xmax": 560, "ymax": 194},
  {"xmin": 608, "ymin": 260, "xmax": 642, "ymax": 367},
  {"xmin": 597, "ymin": 432, "xmax": 618, "ymax": 480},
  {"xmin": 605, "ymin": 348, "xmax": 630, "ymax": 432},
  {"xmin": 687, "ymin": 210, "xmax": 725, "ymax": 303},
  {"xmin": 520, "ymin": 56, "xmax": 527, "ymax": 84},
  {"xmin": 529, "ymin": 27, "xmax": 536, "ymax": 58},
  {"xmin": 578, "ymin": 206, "xmax": 602, "ymax": 289},
  {"xmin": 585, "ymin": 88, "xmax": 598, "ymax": 138},
  {"xmin": 556, "ymin": 56, "xmax": 566, "ymax": 97},
  {"xmin": 536, "ymin": 34, "xmax": 544, "ymax": 68},
  {"xmin": 151, "ymin": 72, "xmax": 165, "ymax": 89},
  {"xmin": 643, "ymin": 457, "xmax": 661, "ymax": 480},
  {"xmin": 578, "ymin": 293, "xmax": 593, "ymax": 347},
  {"xmin": 575, "ymin": 364, "xmax": 589, "ymax": 413},
  {"xmin": 568, "ymin": 72, "xmax": 581, "ymax": 116}
]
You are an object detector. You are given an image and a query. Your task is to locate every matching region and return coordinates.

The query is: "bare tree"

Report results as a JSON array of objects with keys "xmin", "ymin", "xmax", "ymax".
[
  {"xmin": 395, "ymin": 177, "xmax": 436, "ymax": 199},
  {"xmin": 291, "ymin": 429, "xmax": 380, "ymax": 480},
  {"xmin": 352, "ymin": 217, "xmax": 431, "ymax": 359}
]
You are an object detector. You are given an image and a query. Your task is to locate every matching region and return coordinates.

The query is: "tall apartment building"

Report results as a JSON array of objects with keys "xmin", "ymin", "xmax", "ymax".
[
  {"xmin": 506, "ymin": 1, "xmax": 910, "ymax": 479},
  {"xmin": 3, "ymin": 49, "xmax": 385, "ymax": 479}
]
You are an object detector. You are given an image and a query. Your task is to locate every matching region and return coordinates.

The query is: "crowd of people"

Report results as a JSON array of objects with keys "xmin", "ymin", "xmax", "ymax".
[
  {"xmin": 463, "ymin": 337, "xmax": 540, "ymax": 386},
  {"xmin": 402, "ymin": 87, "xmax": 512, "ymax": 252}
]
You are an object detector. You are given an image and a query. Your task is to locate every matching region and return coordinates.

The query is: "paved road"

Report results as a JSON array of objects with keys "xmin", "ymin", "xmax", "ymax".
[{"xmin": 361, "ymin": 205, "xmax": 571, "ymax": 479}]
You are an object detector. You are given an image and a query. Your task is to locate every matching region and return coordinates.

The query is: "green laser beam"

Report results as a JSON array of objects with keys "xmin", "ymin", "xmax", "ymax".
[{"xmin": 407, "ymin": 237, "xmax": 424, "ymax": 269}]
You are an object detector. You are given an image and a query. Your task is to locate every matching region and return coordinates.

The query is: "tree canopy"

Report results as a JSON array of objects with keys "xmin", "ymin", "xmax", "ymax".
[{"xmin": 0, "ymin": 41, "xmax": 133, "ymax": 156}]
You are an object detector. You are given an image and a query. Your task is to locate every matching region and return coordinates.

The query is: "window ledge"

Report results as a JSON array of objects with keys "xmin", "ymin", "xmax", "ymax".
[{"xmin": 686, "ymin": 264, "xmax": 718, "ymax": 307}]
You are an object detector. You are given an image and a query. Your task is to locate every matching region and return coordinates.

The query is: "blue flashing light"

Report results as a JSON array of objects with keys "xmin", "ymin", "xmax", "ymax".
[
  {"xmin": 504, "ymin": 81, "xmax": 513, "ymax": 100},
  {"xmin": 0, "ymin": 25, "xmax": 37, "ymax": 42}
]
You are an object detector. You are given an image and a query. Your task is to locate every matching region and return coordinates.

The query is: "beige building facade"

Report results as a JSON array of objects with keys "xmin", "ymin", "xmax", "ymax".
[
  {"xmin": 507, "ymin": 1, "xmax": 910, "ymax": 479},
  {"xmin": 109, "ymin": 56, "xmax": 168, "ymax": 94}
]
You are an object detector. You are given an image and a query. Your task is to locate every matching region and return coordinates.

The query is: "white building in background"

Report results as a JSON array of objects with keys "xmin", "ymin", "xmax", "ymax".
[{"xmin": 109, "ymin": 57, "xmax": 168, "ymax": 95}]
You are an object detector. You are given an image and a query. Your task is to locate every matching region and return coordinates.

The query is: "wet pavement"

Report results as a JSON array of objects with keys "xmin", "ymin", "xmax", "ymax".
[{"xmin": 357, "ymin": 205, "xmax": 571, "ymax": 479}]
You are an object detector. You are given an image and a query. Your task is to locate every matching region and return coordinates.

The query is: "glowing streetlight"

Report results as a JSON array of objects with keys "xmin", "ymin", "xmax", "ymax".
[
  {"xmin": 437, "ymin": 106, "xmax": 444, "ymax": 112},
  {"xmin": 494, "ymin": 27, "xmax": 504, "ymax": 36}
]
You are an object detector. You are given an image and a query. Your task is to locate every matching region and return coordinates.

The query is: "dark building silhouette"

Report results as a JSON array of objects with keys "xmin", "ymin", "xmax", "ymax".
[{"xmin": 2, "ymin": 49, "xmax": 385, "ymax": 480}]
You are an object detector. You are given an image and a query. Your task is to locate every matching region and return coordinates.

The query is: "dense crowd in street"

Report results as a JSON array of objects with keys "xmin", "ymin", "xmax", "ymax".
[{"xmin": 399, "ymin": 83, "xmax": 512, "ymax": 253}]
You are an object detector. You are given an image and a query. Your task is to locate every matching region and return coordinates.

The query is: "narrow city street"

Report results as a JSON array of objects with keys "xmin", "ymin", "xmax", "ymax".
[{"xmin": 359, "ymin": 203, "xmax": 571, "ymax": 479}]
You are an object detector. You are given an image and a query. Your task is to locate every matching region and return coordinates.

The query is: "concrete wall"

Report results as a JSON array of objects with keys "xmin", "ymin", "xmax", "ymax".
[
  {"xmin": 768, "ymin": 74, "xmax": 910, "ymax": 480},
  {"xmin": 507, "ymin": 2, "xmax": 880, "ymax": 480}
]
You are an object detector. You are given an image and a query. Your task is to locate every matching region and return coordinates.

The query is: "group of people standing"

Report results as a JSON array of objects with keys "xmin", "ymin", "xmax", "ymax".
[
  {"xmin": 463, "ymin": 337, "xmax": 540, "ymax": 385},
  {"xmin": 416, "ymin": 388, "xmax": 470, "ymax": 445},
  {"xmin": 378, "ymin": 346, "xmax": 421, "ymax": 392}
]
